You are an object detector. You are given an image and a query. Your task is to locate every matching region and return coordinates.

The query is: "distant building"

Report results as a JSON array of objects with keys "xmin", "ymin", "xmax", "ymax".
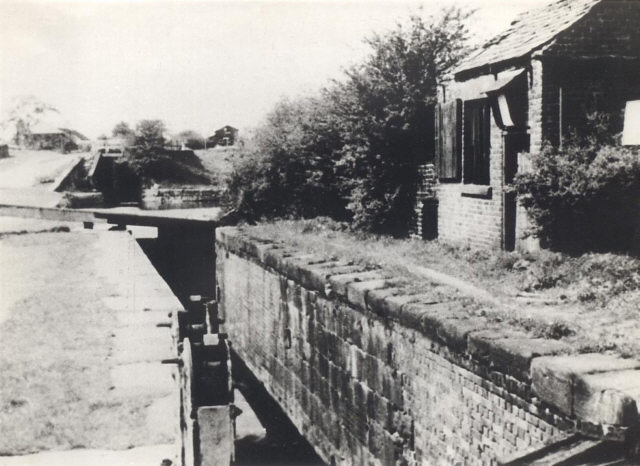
[
  {"xmin": 207, "ymin": 125, "xmax": 238, "ymax": 147},
  {"xmin": 19, "ymin": 122, "xmax": 90, "ymax": 152}
]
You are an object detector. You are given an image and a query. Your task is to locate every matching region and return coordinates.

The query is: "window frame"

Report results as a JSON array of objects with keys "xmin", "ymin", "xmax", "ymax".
[{"xmin": 463, "ymin": 98, "xmax": 491, "ymax": 186}]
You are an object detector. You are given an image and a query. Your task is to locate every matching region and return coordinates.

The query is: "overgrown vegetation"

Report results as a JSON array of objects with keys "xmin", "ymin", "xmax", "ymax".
[
  {"xmin": 227, "ymin": 9, "xmax": 470, "ymax": 235},
  {"xmin": 514, "ymin": 118, "xmax": 640, "ymax": 254},
  {"xmin": 177, "ymin": 129, "xmax": 205, "ymax": 150},
  {"xmin": 103, "ymin": 120, "xmax": 217, "ymax": 203},
  {"xmin": 120, "ymin": 147, "xmax": 213, "ymax": 187}
]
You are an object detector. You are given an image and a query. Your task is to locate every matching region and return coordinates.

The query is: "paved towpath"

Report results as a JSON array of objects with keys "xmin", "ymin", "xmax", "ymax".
[{"xmin": 0, "ymin": 223, "xmax": 181, "ymax": 465}]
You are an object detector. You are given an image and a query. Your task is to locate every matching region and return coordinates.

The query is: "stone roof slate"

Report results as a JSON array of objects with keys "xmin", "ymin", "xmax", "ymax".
[{"xmin": 456, "ymin": 0, "xmax": 601, "ymax": 75}]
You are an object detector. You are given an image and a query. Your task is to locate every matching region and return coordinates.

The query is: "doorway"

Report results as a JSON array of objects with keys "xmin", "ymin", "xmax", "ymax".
[{"xmin": 503, "ymin": 131, "xmax": 529, "ymax": 251}]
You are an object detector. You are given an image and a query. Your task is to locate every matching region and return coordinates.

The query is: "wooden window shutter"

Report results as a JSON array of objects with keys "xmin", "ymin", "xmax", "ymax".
[{"xmin": 436, "ymin": 99, "xmax": 462, "ymax": 180}]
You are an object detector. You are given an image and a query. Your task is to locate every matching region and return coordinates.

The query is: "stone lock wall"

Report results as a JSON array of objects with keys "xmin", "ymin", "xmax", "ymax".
[{"xmin": 216, "ymin": 228, "xmax": 640, "ymax": 465}]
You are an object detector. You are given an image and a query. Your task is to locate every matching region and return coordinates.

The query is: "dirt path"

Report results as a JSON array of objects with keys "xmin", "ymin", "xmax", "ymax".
[{"xmin": 0, "ymin": 150, "xmax": 82, "ymax": 189}]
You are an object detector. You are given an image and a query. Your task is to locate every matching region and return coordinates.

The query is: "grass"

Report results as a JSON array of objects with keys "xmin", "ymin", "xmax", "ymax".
[
  {"xmin": 0, "ymin": 232, "xmax": 169, "ymax": 455},
  {"xmin": 195, "ymin": 146, "xmax": 238, "ymax": 182},
  {"xmin": 246, "ymin": 218, "xmax": 640, "ymax": 358}
]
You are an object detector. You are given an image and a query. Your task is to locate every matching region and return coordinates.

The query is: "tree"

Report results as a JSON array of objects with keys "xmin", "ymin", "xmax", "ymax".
[
  {"xmin": 226, "ymin": 96, "xmax": 347, "ymax": 221},
  {"xmin": 177, "ymin": 130, "xmax": 205, "ymax": 150},
  {"xmin": 111, "ymin": 121, "xmax": 135, "ymax": 145},
  {"xmin": 135, "ymin": 120, "xmax": 166, "ymax": 149},
  {"xmin": 334, "ymin": 9, "xmax": 471, "ymax": 234},
  {"xmin": 226, "ymin": 8, "xmax": 471, "ymax": 234}
]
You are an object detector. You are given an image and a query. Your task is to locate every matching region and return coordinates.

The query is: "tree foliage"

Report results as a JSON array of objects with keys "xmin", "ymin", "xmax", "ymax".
[
  {"xmin": 135, "ymin": 119, "xmax": 166, "ymax": 149},
  {"xmin": 227, "ymin": 97, "xmax": 347, "ymax": 221},
  {"xmin": 111, "ymin": 121, "xmax": 136, "ymax": 144},
  {"xmin": 227, "ymin": 9, "xmax": 470, "ymax": 234},
  {"xmin": 177, "ymin": 130, "xmax": 205, "ymax": 150}
]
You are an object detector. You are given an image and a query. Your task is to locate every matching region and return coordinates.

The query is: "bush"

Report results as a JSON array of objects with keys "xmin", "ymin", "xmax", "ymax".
[
  {"xmin": 514, "ymin": 141, "xmax": 640, "ymax": 254},
  {"xmin": 119, "ymin": 147, "xmax": 213, "ymax": 188},
  {"xmin": 134, "ymin": 120, "xmax": 166, "ymax": 149},
  {"xmin": 225, "ymin": 97, "xmax": 348, "ymax": 221},
  {"xmin": 226, "ymin": 9, "xmax": 470, "ymax": 234},
  {"xmin": 177, "ymin": 130, "xmax": 205, "ymax": 150}
]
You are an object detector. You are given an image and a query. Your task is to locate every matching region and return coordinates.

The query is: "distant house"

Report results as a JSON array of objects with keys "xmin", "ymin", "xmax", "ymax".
[
  {"xmin": 419, "ymin": 0, "xmax": 640, "ymax": 251},
  {"xmin": 207, "ymin": 125, "xmax": 238, "ymax": 147},
  {"xmin": 21, "ymin": 122, "xmax": 90, "ymax": 152}
]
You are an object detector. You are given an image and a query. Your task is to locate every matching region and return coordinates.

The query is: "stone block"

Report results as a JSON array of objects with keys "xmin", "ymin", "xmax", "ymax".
[
  {"xmin": 378, "ymin": 293, "xmax": 425, "ymax": 321},
  {"xmin": 328, "ymin": 270, "xmax": 386, "ymax": 299},
  {"xmin": 436, "ymin": 317, "xmax": 491, "ymax": 350},
  {"xmin": 531, "ymin": 354, "xmax": 640, "ymax": 417},
  {"xmin": 282, "ymin": 255, "xmax": 327, "ymax": 283},
  {"xmin": 468, "ymin": 332, "xmax": 571, "ymax": 374},
  {"xmin": 346, "ymin": 279, "xmax": 389, "ymax": 311},
  {"xmin": 366, "ymin": 286, "xmax": 404, "ymax": 313},
  {"xmin": 573, "ymin": 370, "xmax": 640, "ymax": 425},
  {"xmin": 297, "ymin": 262, "xmax": 341, "ymax": 292}
]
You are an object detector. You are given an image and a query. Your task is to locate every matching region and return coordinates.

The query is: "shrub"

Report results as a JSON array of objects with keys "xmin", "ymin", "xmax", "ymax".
[
  {"xmin": 134, "ymin": 120, "xmax": 167, "ymax": 149},
  {"xmin": 226, "ymin": 9, "xmax": 470, "ymax": 234},
  {"xmin": 119, "ymin": 147, "xmax": 213, "ymax": 188},
  {"xmin": 514, "ymin": 141, "xmax": 640, "ymax": 254},
  {"xmin": 225, "ymin": 97, "xmax": 349, "ymax": 222},
  {"xmin": 177, "ymin": 130, "xmax": 205, "ymax": 150}
]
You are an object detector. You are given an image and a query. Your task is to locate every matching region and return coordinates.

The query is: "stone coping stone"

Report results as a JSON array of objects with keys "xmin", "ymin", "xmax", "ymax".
[
  {"xmin": 574, "ymin": 370, "xmax": 640, "ymax": 426},
  {"xmin": 328, "ymin": 270, "xmax": 389, "ymax": 298},
  {"xmin": 531, "ymin": 354, "xmax": 640, "ymax": 423},
  {"xmin": 216, "ymin": 227, "xmax": 640, "ymax": 430},
  {"xmin": 468, "ymin": 331, "xmax": 573, "ymax": 376}
]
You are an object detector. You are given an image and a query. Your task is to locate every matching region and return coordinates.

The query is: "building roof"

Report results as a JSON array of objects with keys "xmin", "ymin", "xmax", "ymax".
[
  {"xmin": 60, "ymin": 128, "xmax": 89, "ymax": 142},
  {"xmin": 29, "ymin": 124, "xmax": 88, "ymax": 142},
  {"xmin": 456, "ymin": 0, "xmax": 601, "ymax": 76},
  {"xmin": 30, "ymin": 122, "xmax": 61, "ymax": 135}
]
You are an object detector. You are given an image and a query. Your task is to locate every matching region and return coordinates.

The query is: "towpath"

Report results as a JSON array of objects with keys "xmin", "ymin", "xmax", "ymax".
[{"xmin": 0, "ymin": 221, "xmax": 180, "ymax": 465}]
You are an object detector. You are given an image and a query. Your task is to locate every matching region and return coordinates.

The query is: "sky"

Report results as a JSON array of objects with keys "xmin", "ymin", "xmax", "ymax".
[{"xmin": 0, "ymin": 0, "xmax": 542, "ymax": 139}]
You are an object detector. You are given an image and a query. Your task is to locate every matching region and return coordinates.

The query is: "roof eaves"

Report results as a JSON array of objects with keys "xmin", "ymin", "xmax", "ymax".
[{"xmin": 453, "ymin": 55, "xmax": 530, "ymax": 81}]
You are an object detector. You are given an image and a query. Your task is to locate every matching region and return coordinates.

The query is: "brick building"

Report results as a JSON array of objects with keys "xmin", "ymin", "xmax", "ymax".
[
  {"xmin": 419, "ymin": 0, "xmax": 640, "ymax": 250},
  {"xmin": 206, "ymin": 125, "xmax": 238, "ymax": 147},
  {"xmin": 16, "ymin": 121, "xmax": 89, "ymax": 152}
]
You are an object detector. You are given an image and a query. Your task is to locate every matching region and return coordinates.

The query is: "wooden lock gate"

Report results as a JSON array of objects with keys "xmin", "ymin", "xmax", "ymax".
[{"xmin": 174, "ymin": 296, "xmax": 235, "ymax": 466}]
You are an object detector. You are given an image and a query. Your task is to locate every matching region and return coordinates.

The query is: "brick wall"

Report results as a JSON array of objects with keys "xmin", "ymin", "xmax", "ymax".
[
  {"xmin": 538, "ymin": 59, "xmax": 640, "ymax": 148},
  {"xmin": 212, "ymin": 229, "xmax": 640, "ymax": 465},
  {"xmin": 514, "ymin": 62, "xmax": 544, "ymax": 252},
  {"xmin": 436, "ymin": 97, "xmax": 505, "ymax": 249},
  {"xmin": 544, "ymin": 0, "xmax": 640, "ymax": 59},
  {"xmin": 411, "ymin": 164, "xmax": 437, "ymax": 239}
]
